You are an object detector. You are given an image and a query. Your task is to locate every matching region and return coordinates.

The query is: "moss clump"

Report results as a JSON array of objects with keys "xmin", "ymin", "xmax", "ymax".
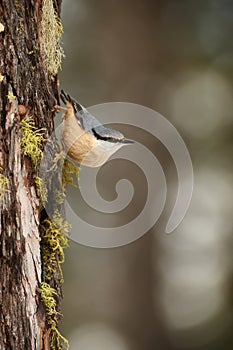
[
  {"xmin": 28, "ymin": 45, "xmax": 38, "ymax": 55},
  {"xmin": 41, "ymin": 0, "xmax": 64, "ymax": 76},
  {"xmin": 38, "ymin": 282, "xmax": 69, "ymax": 350},
  {"xmin": 7, "ymin": 92, "xmax": 16, "ymax": 101},
  {"xmin": 20, "ymin": 116, "xmax": 46, "ymax": 169},
  {"xmin": 41, "ymin": 209, "xmax": 70, "ymax": 349},
  {"xmin": 62, "ymin": 158, "xmax": 79, "ymax": 189},
  {"xmin": 54, "ymin": 188, "xmax": 65, "ymax": 205},
  {"xmin": 41, "ymin": 210, "xmax": 70, "ymax": 282},
  {"xmin": 35, "ymin": 176, "xmax": 48, "ymax": 206},
  {"xmin": 0, "ymin": 171, "xmax": 10, "ymax": 199}
]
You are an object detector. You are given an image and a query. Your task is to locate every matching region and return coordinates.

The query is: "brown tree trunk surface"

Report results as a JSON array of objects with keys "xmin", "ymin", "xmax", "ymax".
[{"xmin": 0, "ymin": 0, "xmax": 63, "ymax": 349}]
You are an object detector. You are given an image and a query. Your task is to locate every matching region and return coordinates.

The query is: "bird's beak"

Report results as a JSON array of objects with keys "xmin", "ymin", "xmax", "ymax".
[
  {"xmin": 60, "ymin": 89, "xmax": 72, "ymax": 105},
  {"xmin": 60, "ymin": 90, "xmax": 83, "ymax": 114}
]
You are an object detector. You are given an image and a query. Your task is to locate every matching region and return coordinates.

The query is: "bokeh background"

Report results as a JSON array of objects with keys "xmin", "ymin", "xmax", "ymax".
[{"xmin": 59, "ymin": 1, "xmax": 233, "ymax": 349}]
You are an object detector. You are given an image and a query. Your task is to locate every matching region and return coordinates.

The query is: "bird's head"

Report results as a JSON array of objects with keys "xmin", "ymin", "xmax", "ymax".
[{"xmin": 60, "ymin": 90, "xmax": 84, "ymax": 114}]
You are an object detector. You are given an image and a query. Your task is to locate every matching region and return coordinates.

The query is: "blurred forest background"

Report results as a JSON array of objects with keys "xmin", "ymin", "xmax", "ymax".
[{"xmin": 59, "ymin": 1, "xmax": 233, "ymax": 349}]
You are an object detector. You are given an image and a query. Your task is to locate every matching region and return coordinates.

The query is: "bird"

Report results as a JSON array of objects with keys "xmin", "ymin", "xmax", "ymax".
[{"xmin": 58, "ymin": 90, "xmax": 134, "ymax": 167}]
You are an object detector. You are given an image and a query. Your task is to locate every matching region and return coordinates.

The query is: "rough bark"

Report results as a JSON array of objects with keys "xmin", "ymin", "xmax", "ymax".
[{"xmin": 0, "ymin": 0, "xmax": 62, "ymax": 349}]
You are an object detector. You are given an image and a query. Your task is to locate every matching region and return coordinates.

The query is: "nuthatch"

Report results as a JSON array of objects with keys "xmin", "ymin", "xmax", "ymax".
[{"xmin": 59, "ymin": 90, "xmax": 134, "ymax": 167}]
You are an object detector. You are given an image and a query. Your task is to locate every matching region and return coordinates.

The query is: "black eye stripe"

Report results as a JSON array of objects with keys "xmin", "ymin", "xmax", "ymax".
[{"xmin": 91, "ymin": 128, "xmax": 123, "ymax": 143}]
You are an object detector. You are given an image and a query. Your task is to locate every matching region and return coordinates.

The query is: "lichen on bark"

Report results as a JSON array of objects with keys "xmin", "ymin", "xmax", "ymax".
[{"xmin": 0, "ymin": 1, "xmax": 67, "ymax": 349}]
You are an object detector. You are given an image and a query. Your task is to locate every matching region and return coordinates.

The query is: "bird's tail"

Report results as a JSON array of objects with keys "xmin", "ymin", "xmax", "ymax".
[{"xmin": 122, "ymin": 138, "xmax": 134, "ymax": 144}]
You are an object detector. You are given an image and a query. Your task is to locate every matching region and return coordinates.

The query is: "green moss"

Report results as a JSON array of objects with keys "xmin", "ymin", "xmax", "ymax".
[
  {"xmin": 62, "ymin": 158, "xmax": 79, "ymax": 189},
  {"xmin": 18, "ymin": 19, "xmax": 23, "ymax": 36},
  {"xmin": 41, "ymin": 211, "xmax": 70, "ymax": 348},
  {"xmin": 41, "ymin": 210, "xmax": 70, "ymax": 282},
  {"xmin": 39, "ymin": 282, "xmax": 59, "ymax": 317},
  {"xmin": 41, "ymin": 207, "xmax": 70, "ymax": 349},
  {"xmin": 0, "ymin": 171, "xmax": 10, "ymax": 199},
  {"xmin": 35, "ymin": 176, "xmax": 48, "ymax": 206},
  {"xmin": 15, "ymin": 1, "xmax": 21, "ymax": 9},
  {"xmin": 41, "ymin": 0, "xmax": 64, "ymax": 76},
  {"xmin": 54, "ymin": 189, "xmax": 65, "ymax": 205},
  {"xmin": 28, "ymin": 45, "xmax": 38, "ymax": 55},
  {"xmin": 38, "ymin": 282, "xmax": 69, "ymax": 350},
  {"xmin": 20, "ymin": 116, "xmax": 46, "ymax": 169},
  {"xmin": 7, "ymin": 92, "xmax": 16, "ymax": 101}
]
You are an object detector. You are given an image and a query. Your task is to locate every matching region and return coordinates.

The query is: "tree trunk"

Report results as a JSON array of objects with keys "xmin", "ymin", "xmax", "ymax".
[{"xmin": 0, "ymin": 0, "xmax": 65, "ymax": 349}]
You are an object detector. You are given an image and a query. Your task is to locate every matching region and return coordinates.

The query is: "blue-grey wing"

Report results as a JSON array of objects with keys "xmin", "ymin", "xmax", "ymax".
[
  {"xmin": 74, "ymin": 102, "xmax": 134, "ymax": 144},
  {"xmin": 74, "ymin": 109, "xmax": 101, "ymax": 131}
]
